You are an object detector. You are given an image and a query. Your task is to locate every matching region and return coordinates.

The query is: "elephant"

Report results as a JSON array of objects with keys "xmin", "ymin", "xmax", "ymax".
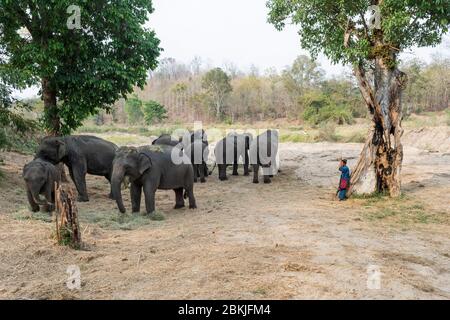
[
  {"xmin": 23, "ymin": 158, "xmax": 60, "ymax": 213},
  {"xmin": 249, "ymin": 130, "xmax": 279, "ymax": 184},
  {"xmin": 184, "ymin": 140, "xmax": 209, "ymax": 183},
  {"xmin": 111, "ymin": 145, "xmax": 197, "ymax": 215},
  {"xmin": 35, "ymin": 135, "xmax": 118, "ymax": 202},
  {"xmin": 213, "ymin": 132, "xmax": 253, "ymax": 181},
  {"xmin": 152, "ymin": 134, "xmax": 180, "ymax": 147},
  {"xmin": 181, "ymin": 129, "xmax": 209, "ymax": 148},
  {"xmin": 181, "ymin": 129, "xmax": 209, "ymax": 177}
]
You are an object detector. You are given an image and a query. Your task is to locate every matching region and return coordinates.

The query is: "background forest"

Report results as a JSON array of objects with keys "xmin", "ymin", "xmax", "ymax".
[
  {"xmin": 1, "ymin": 54, "xmax": 449, "ymax": 153},
  {"xmin": 108, "ymin": 55, "xmax": 448, "ymax": 126}
]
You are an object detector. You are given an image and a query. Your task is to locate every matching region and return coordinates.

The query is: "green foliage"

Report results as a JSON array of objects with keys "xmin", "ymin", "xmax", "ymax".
[
  {"xmin": 124, "ymin": 95, "xmax": 167, "ymax": 125},
  {"xmin": 302, "ymin": 90, "xmax": 354, "ymax": 125},
  {"xmin": 0, "ymin": 76, "xmax": 38, "ymax": 152},
  {"xmin": 0, "ymin": 127, "xmax": 41, "ymax": 154},
  {"xmin": 142, "ymin": 100, "xmax": 167, "ymax": 125},
  {"xmin": 124, "ymin": 95, "xmax": 144, "ymax": 125},
  {"xmin": 267, "ymin": 0, "xmax": 450, "ymax": 64},
  {"xmin": 279, "ymin": 132, "xmax": 313, "ymax": 143},
  {"xmin": 0, "ymin": 0, "xmax": 161, "ymax": 134}
]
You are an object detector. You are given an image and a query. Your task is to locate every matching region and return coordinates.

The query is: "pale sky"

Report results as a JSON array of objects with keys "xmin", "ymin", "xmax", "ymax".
[
  {"xmin": 14, "ymin": 0, "xmax": 450, "ymax": 98},
  {"xmin": 148, "ymin": 0, "xmax": 449, "ymax": 75}
]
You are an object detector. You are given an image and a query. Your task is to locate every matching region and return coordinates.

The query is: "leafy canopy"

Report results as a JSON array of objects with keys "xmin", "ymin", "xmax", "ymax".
[
  {"xmin": 202, "ymin": 68, "xmax": 233, "ymax": 98},
  {"xmin": 124, "ymin": 95, "xmax": 167, "ymax": 125},
  {"xmin": 142, "ymin": 100, "xmax": 167, "ymax": 125},
  {"xmin": 267, "ymin": 0, "xmax": 450, "ymax": 65},
  {"xmin": 124, "ymin": 95, "xmax": 144, "ymax": 125},
  {"xmin": 0, "ymin": 0, "xmax": 161, "ymax": 134}
]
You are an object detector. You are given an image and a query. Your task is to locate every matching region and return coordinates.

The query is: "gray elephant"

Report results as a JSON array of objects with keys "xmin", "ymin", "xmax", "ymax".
[
  {"xmin": 111, "ymin": 145, "xmax": 197, "ymax": 215},
  {"xmin": 184, "ymin": 140, "xmax": 209, "ymax": 183},
  {"xmin": 181, "ymin": 129, "xmax": 209, "ymax": 148},
  {"xmin": 249, "ymin": 130, "xmax": 279, "ymax": 184},
  {"xmin": 23, "ymin": 158, "xmax": 60, "ymax": 212},
  {"xmin": 35, "ymin": 135, "xmax": 118, "ymax": 202},
  {"xmin": 181, "ymin": 129, "xmax": 209, "ymax": 177},
  {"xmin": 152, "ymin": 134, "xmax": 180, "ymax": 147},
  {"xmin": 213, "ymin": 132, "xmax": 253, "ymax": 181}
]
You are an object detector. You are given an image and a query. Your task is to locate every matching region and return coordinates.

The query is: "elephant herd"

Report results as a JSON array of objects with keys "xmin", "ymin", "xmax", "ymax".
[{"xmin": 22, "ymin": 129, "xmax": 279, "ymax": 215}]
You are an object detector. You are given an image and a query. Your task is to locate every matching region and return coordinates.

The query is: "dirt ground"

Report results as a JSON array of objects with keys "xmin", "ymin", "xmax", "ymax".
[{"xmin": 0, "ymin": 127, "xmax": 449, "ymax": 300}]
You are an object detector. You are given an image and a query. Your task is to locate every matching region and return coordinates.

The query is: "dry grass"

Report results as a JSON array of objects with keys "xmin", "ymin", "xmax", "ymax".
[
  {"xmin": 1, "ymin": 124, "xmax": 450, "ymax": 299},
  {"xmin": 352, "ymin": 194, "xmax": 450, "ymax": 226}
]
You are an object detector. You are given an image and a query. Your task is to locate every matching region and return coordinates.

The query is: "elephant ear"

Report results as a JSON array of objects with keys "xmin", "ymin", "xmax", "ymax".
[
  {"xmin": 138, "ymin": 154, "xmax": 152, "ymax": 175},
  {"xmin": 55, "ymin": 138, "xmax": 67, "ymax": 160}
]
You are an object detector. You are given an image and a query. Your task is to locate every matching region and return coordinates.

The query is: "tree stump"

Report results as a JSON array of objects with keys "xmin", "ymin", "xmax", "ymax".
[{"xmin": 55, "ymin": 184, "xmax": 81, "ymax": 249}]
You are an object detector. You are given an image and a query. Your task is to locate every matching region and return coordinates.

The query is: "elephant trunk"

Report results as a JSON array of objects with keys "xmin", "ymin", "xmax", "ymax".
[
  {"xmin": 28, "ymin": 183, "xmax": 48, "ymax": 205},
  {"xmin": 111, "ymin": 167, "xmax": 126, "ymax": 214},
  {"xmin": 33, "ymin": 194, "xmax": 48, "ymax": 205}
]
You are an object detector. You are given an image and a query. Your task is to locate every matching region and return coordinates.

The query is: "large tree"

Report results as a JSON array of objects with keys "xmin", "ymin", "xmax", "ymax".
[
  {"xmin": 0, "ymin": 0, "xmax": 161, "ymax": 135},
  {"xmin": 267, "ymin": 0, "xmax": 450, "ymax": 196},
  {"xmin": 202, "ymin": 68, "xmax": 232, "ymax": 119}
]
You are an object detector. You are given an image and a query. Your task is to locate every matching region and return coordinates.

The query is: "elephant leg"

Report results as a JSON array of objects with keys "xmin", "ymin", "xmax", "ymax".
[
  {"xmin": 44, "ymin": 183, "xmax": 54, "ymax": 213},
  {"xmin": 244, "ymin": 151, "xmax": 250, "ymax": 176},
  {"xmin": 143, "ymin": 182, "xmax": 157, "ymax": 215},
  {"xmin": 186, "ymin": 186, "xmax": 197, "ymax": 209},
  {"xmin": 174, "ymin": 188, "xmax": 185, "ymax": 209},
  {"xmin": 71, "ymin": 161, "xmax": 89, "ymax": 202},
  {"xmin": 193, "ymin": 164, "xmax": 198, "ymax": 183},
  {"xmin": 68, "ymin": 167, "xmax": 75, "ymax": 184},
  {"xmin": 26, "ymin": 189, "xmax": 40, "ymax": 213},
  {"xmin": 232, "ymin": 163, "xmax": 239, "ymax": 176},
  {"xmin": 243, "ymin": 164, "xmax": 250, "ymax": 176},
  {"xmin": 218, "ymin": 164, "xmax": 228, "ymax": 181},
  {"xmin": 51, "ymin": 189, "xmax": 56, "ymax": 212},
  {"xmin": 198, "ymin": 164, "xmax": 206, "ymax": 183},
  {"xmin": 203, "ymin": 161, "xmax": 209, "ymax": 177},
  {"xmin": 262, "ymin": 166, "xmax": 272, "ymax": 184},
  {"xmin": 131, "ymin": 182, "xmax": 142, "ymax": 213},
  {"xmin": 252, "ymin": 164, "xmax": 260, "ymax": 184}
]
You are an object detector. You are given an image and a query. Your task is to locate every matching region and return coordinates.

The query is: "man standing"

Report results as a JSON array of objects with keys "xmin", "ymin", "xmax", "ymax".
[{"xmin": 337, "ymin": 159, "xmax": 350, "ymax": 201}]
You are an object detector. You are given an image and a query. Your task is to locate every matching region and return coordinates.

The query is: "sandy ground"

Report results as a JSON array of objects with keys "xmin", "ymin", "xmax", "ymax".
[{"xmin": 0, "ymin": 128, "xmax": 449, "ymax": 300}]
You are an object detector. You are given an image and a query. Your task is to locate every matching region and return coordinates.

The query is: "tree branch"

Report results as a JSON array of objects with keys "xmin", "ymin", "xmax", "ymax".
[
  {"xmin": 359, "ymin": 11, "xmax": 371, "ymax": 42},
  {"xmin": 15, "ymin": 7, "xmax": 33, "ymax": 37}
]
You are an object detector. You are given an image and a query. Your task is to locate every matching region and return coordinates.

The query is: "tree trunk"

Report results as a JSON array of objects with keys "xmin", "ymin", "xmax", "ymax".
[
  {"xmin": 42, "ymin": 78, "xmax": 69, "ymax": 181},
  {"xmin": 349, "ymin": 62, "xmax": 408, "ymax": 197},
  {"xmin": 55, "ymin": 184, "xmax": 82, "ymax": 249},
  {"xmin": 215, "ymin": 100, "xmax": 221, "ymax": 120},
  {"xmin": 42, "ymin": 78, "xmax": 60, "ymax": 135}
]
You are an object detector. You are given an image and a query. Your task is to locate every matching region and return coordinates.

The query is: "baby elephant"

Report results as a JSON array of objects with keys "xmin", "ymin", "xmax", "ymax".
[{"xmin": 23, "ymin": 158, "xmax": 60, "ymax": 212}]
